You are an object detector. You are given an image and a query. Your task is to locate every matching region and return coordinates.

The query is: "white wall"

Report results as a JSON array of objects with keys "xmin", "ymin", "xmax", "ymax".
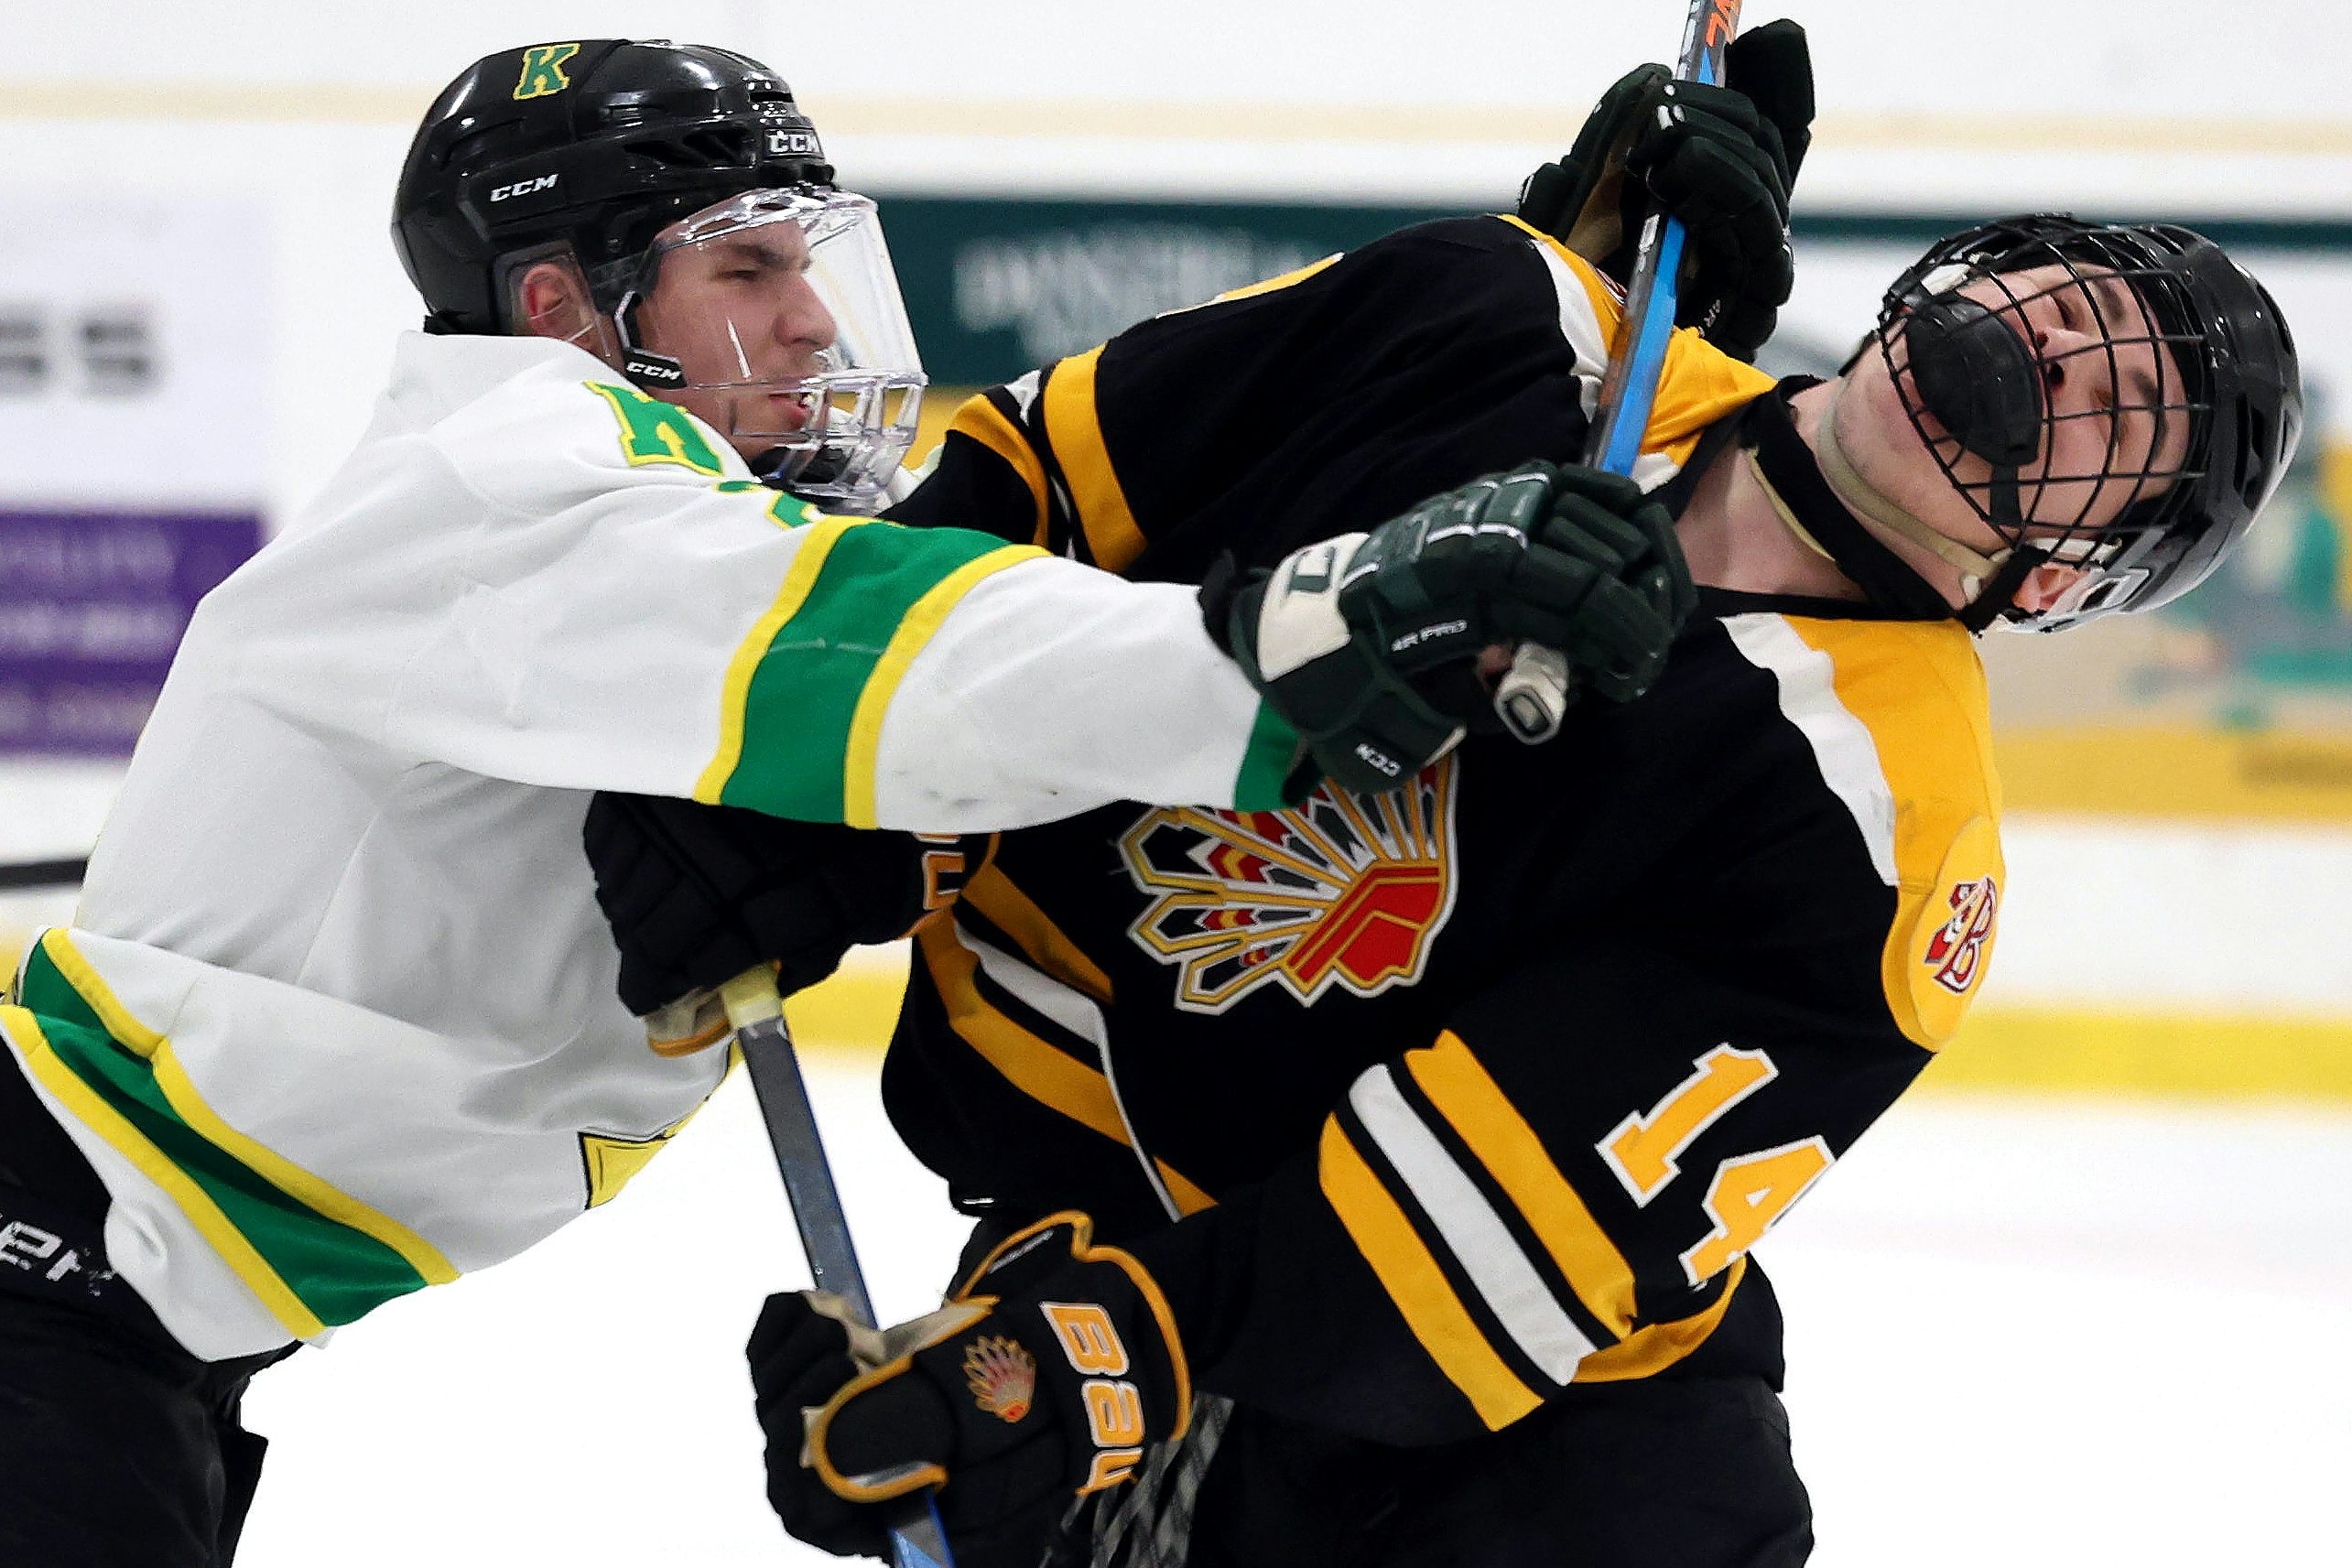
[
  {"xmin": 14, "ymin": 1, "xmax": 2336, "ymax": 128},
  {"xmin": 13, "ymin": 1, "xmax": 2348, "ymax": 211},
  {"xmin": 7, "ymin": 3, "xmax": 2347, "ymax": 528}
]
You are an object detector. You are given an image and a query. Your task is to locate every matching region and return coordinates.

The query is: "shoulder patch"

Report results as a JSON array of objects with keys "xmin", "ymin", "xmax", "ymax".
[{"xmin": 1896, "ymin": 814, "xmax": 2003, "ymax": 1047}]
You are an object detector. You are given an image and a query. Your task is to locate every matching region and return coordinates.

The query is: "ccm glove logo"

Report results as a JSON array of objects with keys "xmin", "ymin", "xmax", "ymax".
[{"xmin": 1042, "ymin": 1302, "xmax": 1147, "ymax": 1492}]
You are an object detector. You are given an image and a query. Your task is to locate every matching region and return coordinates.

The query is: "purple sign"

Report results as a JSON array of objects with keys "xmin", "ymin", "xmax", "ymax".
[{"xmin": 0, "ymin": 509, "xmax": 263, "ymax": 756}]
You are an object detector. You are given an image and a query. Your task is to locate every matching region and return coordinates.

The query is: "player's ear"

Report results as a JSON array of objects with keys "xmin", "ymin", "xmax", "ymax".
[{"xmin": 511, "ymin": 260, "xmax": 600, "ymax": 343}]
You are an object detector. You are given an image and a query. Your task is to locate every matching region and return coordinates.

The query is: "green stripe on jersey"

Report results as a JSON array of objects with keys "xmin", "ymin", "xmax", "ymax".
[
  {"xmin": 719, "ymin": 524, "xmax": 1019, "ymax": 820},
  {"xmin": 16, "ymin": 948, "xmax": 430, "ymax": 1328},
  {"xmin": 1234, "ymin": 701, "xmax": 1307, "ymax": 809}
]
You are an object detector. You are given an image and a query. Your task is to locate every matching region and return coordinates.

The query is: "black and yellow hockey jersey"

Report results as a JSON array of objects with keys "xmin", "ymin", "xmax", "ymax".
[{"xmin": 881, "ymin": 216, "xmax": 2004, "ymax": 1445}]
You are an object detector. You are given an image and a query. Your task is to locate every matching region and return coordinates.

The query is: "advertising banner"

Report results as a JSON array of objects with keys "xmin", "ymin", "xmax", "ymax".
[
  {"xmin": 881, "ymin": 194, "xmax": 1462, "ymax": 386},
  {"xmin": 0, "ymin": 195, "xmax": 269, "ymax": 756}
]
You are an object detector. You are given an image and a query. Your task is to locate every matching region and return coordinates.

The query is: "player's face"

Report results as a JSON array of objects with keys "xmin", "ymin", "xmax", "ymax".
[
  {"xmin": 633, "ymin": 222, "xmax": 840, "ymax": 459},
  {"xmin": 1835, "ymin": 261, "xmax": 2194, "ymax": 557}
]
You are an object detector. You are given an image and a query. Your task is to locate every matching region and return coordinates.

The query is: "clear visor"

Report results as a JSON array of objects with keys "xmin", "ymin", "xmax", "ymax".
[{"xmin": 618, "ymin": 189, "xmax": 925, "ymax": 503}]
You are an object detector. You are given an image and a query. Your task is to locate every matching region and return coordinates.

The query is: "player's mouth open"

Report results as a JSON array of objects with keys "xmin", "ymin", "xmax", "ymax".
[{"xmin": 763, "ymin": 391, "xmax": 815, "ymax": 431}]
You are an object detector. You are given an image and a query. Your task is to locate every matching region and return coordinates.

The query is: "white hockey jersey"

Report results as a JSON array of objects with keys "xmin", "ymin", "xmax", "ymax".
[{"xmin": 0, "ymin": 330, "xmax": 1303, "ymax": 1359}]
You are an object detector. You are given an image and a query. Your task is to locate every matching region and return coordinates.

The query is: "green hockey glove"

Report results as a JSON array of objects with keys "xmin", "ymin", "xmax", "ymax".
[
  {"xmin": 751, "ymin": 1213, "xmax": 1189, "ymax": 1562},
  {"xmin": 1517, "ymin": 19, "xmax": 1814, "ymax": 361},
  {"xmin": 1209, "ymin": 461, "xmax": 1694, "ymax": 794}
]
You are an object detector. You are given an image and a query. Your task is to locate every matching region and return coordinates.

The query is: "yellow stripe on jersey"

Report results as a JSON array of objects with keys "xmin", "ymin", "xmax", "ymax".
[
  {"xmin": 1211, "ymin": 252, "xmax": 1343, "ymax": 304},
  {"xmin": 1493, "ymin": 214, "xmax": 1775, "ymax": 470},
  {"xmin": 1318, "ymin": 1118, "xmax": 1542, "ymax": 1431},
  {"xmin": 38, "ymin": 932, "xmax": 462, "ymax": 1288},
  {"xmin": 1497, "ymin": 214, "xmax": 1625, "ymax": 347},
  {"xmin": 0, "ymin": 1003, "xmax": 327, "ymax": 1340},
  {"xmin": 841, "ymin": 544, "xmax": 1046, "ymax": 829},
  {"xmin": 1572, "ymin": 1256, "xmax": 1749, "ymax": 1382},
  {"xmin": 945, "ymin": 393, "xmax": 1053, "ymax": 547},
  {"xmin": 962, "ymin": 865, "xmax": 1115, "ymax": 1005},
  {"xmin": 917, "ymin": 923, "xmax": 1214, "ymax": 1215},
  {"xmin": 1782, "ymin": 617, "xmax": 2004, "ymax": 1049},
  {"xmin": 1653, "ymin": 332, "xmax": 1778, "ymax": 463},
  {"xmin": 1042, "ymin": 347, "xmax": 1149, "ymax": 573},
  {"xmin": 1405, "ymin": 1032, "xmax": 1637, "ymax": 1339},
  {"xmin": 695, "ymin": 515, "xmax": 873, "ymax": 804}
]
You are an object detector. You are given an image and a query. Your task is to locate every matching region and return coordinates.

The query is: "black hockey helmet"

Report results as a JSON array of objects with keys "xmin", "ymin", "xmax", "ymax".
[
  {"xmin": 1872, "ymin": 215, "xmax": 2302, "ymax": 630},
  {"xmin": 392, "ymin": 40, "xmax": 836, "ymax": 334}
]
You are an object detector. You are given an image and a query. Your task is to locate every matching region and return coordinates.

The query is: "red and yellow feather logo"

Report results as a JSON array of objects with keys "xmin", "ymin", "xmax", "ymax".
[
  {"xmin": 1119, "ymin": 759, "xmax": 1459, "ymax": 1012},
  {"xmin": 963, "ymin": 1335, "xmax": 1037, "ymax": 1422}
]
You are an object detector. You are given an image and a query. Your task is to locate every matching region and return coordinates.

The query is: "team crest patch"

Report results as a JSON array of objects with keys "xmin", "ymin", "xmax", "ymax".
[
  {"xmin": 1924, "ymin": 875, "xmax": 1998, "ymax": 996},
  {"xmin": 1901, "ymin": 814, "xmax": 2003, "ymax": 1048},
  {"xmin": 513, "ymin": 43, "xmax": 581, "ymax": 101},
  {"xmin": 963, "ymin": 1335, "xmax": 1037, "ymax": 1422},
  {"xmin": 1119, "ymin": 758, "xmax": 1459, "ymax": 1013}
]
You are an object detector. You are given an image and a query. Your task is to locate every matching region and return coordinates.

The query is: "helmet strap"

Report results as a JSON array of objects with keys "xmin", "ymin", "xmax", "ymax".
[
  {"xmin": 606, "ymin": 287, "xmax": 689, "ymax": 393},
  {"xmin": 1742, "ymin": 380, "xmax": 1956, "ymax": 621},
  {"xmin": 1811, "ymin": 377, "xmax": 2012, "ymax": 589}
]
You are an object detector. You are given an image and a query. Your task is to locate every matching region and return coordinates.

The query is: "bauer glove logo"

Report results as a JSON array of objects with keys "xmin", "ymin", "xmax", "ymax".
[{"xmin": 1040, "ymin": 1301, "xmax": 1148, "ymax": 1494}]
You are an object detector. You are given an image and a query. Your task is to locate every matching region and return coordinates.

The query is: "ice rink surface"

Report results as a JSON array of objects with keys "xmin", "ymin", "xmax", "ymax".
[{"xmin": 231, "ymin": 1054, "xmax": 2352, "ymax": 1568}]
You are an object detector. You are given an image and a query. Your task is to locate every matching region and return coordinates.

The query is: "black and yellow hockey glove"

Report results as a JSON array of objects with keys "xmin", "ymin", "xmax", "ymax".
[
  {"xmin": 1209, "ymin": 460, "xmax": 1694, "ymax": 795},
  {"xmin": 750, "ymin": 1214, "xmax": 1188, "ymax": 1565},
  {"xmin": 583, "ymin": 791, "xmax": 990, "ymax": 1017},
  {"xmin": 1517, "ymin": 19, "xmax": 1815, "ymax": 361}
]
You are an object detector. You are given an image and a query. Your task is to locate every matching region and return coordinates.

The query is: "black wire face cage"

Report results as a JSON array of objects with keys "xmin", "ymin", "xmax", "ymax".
[{"xmin": 1874, "ymin": 216, "xmax": 2218, "ymax": 606}]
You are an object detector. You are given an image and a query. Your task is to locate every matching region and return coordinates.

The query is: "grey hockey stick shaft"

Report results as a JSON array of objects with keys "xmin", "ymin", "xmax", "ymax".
[
  {"xmin": 1493, "ymin": 0, "xmax": 1745, "ymax": 742},
  {"xmin": 720, "ymin": 969, "xmax": 959, "ymax": 1568}
]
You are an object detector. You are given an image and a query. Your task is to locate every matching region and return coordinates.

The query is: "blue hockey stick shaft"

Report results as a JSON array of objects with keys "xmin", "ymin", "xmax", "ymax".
[
  {"xmin": 1492, "ymin": 0, "xmax": 1743, "ymax": 743},
  {"xmin": 721, "ymin": 970, "xmax": 958, "ymax": 1568},
  {"xmin": 1587, "ymin": 0, "xmax": 1740, "ymax": 474}
]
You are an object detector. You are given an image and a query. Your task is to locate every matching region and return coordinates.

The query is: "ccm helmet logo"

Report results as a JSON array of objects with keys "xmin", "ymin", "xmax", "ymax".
[
  {"xmin": 488, "ymin": 174, "xmax": 560, "ymax": 203},
  {"xmin": 765, "ymin": 128, "xmax": 822, "ymax": 158},
  {"xmin": 623, "ymin": 355, "xmax": 685, "ymax": 385}
]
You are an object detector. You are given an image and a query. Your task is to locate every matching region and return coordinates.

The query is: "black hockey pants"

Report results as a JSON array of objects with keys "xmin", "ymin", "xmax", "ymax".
[
  {"xmin": 1168, "ymin": 1373, "xmax": 1815, "ymax": 1568},
  {"xmin": 0, "ymin": 1041, "xmax": 291, "ymax": 1568}
]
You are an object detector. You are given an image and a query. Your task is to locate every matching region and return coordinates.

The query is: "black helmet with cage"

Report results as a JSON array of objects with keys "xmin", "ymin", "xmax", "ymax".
[
  {"xmin": 1858, "ymin": 214, "xmax": 2302, "ymax": 631},
  {"xmin": 391, "ymin": 40, "xmax": 924, "ymax": 501}
]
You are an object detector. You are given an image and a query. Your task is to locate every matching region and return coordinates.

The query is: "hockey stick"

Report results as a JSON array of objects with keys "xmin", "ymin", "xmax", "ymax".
[
  {"xmin": 718, "ymin": 968, "xmax": 959, "ymax": 1568},
  {"xmin": 1493, "ymin": 0, "xmax": 1745, "ymax": 742},
  {"xmin": 0, "ymin": 856, "xmax": 89, "ymax": 892}
]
